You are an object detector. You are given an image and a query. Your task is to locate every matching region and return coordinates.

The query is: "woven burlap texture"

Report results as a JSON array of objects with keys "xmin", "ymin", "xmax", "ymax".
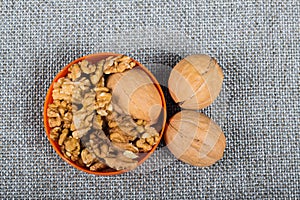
[{"xmin": 1, "ymin": 0, "xmax": 299, "ymax": 199}]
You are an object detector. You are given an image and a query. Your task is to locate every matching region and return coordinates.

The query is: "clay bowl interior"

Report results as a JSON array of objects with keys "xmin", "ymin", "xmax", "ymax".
[{"xmin": 44, "ymin": 53, "xmax": 167, "ymax": 175}]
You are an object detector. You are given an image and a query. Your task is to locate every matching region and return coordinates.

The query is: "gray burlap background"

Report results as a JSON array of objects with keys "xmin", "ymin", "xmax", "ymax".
[{"xmin": 1, "ymin": 0, "xmax": 299, "ymax": 199}]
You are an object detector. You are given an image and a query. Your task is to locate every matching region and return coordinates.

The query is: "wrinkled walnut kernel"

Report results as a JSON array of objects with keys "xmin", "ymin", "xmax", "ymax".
[
  {"xmin": 90, "ymin": 162, "xmax": 107, "ymax": 171},
  {"xmin": 48, "ymin": 117, "xmax": 61, "ymax": 128},
  {"xmin": 81, "ymin": 148, "xmax": 96, "ymax": 167},
  {"xmin": 58, "ymin": 128, "xmax": 69, "ymax": 146},
  {"xmin": 106, "ymin": 112, "xmax": 160, "ymax": 153},
  {"xmin": 136, "ymin": 139, "xmax": 153, "ymax": 152},
  {"xmin": 94, "ymin": 84, "xmax": 112, "ymax": 117},
  {"xmin": 68, "ymin": 63, "xmax": 81, "ymax": 81},
  {"xmin": 50, "ymin": 127, "xmax": 61, "ymax": 141},
  {"xmin": 113, "ymin": 142, "xmax": 139, "ymax": 153},
  {"xmin": 103, "ymin": 55, "xmax": 136, "ymax": 74}
]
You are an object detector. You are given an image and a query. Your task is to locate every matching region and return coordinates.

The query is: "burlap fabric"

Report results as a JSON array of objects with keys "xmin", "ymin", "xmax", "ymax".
[{"xmin": 1, "ymin": 0, "xmax": 299, "ymax": 199}]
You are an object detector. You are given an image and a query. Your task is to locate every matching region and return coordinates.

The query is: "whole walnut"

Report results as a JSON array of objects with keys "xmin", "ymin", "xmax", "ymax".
[
  {"xmin": 164, "ymin": 110, "xmax": 226, "ymax": 167},
  {"xmin": 107, "ymin": 67, "xmax": 163, "ymax": 125},
  {"xmin": 168, "ymin": 54, "xmax": 224, "ymax": 109}
]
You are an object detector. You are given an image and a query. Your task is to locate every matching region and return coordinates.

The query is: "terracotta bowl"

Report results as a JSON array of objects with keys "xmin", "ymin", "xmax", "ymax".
[{"xmin": 43, "ymin": 52, "xmax": 167, "ymax": 175}]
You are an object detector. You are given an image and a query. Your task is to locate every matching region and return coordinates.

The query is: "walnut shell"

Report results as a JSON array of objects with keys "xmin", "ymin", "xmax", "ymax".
[
  {"xmin": 164, "ymin": 110, "xmax": 226, "ymax": 167},
  {"xmin": 168, "ymin": 54, "xmax": 224, "ymax": 109},
  {"xmin": 107, "ymin": 67, "xmax": 163, "ymax": 125}
]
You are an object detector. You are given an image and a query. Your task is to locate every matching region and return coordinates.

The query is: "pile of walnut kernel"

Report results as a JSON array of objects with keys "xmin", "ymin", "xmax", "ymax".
[{"xmin": 47, "ymin": 55, "xmax": 160, "ymax": 171}]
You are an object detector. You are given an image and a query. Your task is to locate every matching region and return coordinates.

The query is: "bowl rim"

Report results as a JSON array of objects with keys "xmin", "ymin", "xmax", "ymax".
[{"xmin": 43, "ymin": 52, "xmax": 167, "ymax": 176}]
